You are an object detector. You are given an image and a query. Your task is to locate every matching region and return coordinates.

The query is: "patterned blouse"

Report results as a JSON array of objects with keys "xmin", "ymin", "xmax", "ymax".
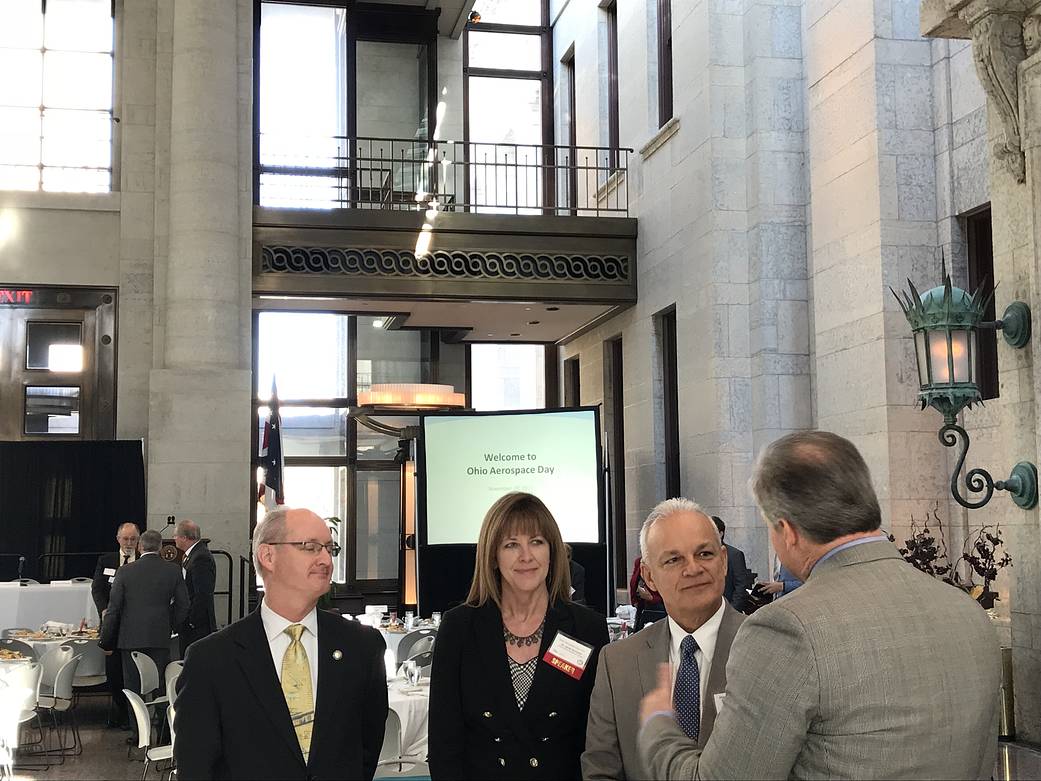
[{"xmin": 508, "ymin": 655, "xmax": 538, "ymax": 710}]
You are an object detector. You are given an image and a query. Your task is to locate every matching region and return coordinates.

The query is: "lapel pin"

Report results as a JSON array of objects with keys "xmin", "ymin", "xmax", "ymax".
[{"xmin": 332, "ymin": 650, "xmax": 343, "ymax": 661}]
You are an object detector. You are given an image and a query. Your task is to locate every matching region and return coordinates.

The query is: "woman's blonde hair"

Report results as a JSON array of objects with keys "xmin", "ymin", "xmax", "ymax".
[{"xmin": 465, "ymin": 492, "xmax": 572, "ymax": 608}]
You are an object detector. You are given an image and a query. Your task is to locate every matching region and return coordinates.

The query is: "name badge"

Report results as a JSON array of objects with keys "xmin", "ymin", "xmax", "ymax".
[
  {"xmin": 103, "ymin": 568, "xmax": 116, "ymax": 576},
  {"xmin": 542, "ymin": 631, "xmax": 594, "ymax": 681},
  {"xmin": 714, "ymin": 693, "xmax": 726, "ymax": 713}
]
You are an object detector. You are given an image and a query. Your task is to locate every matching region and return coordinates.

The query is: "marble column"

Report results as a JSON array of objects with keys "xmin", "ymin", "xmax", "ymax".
[
  {"xmin": 146, "ymin": 0, "xmax": 252, "ymax": 617},
  {"xmin": 807, "ymin": 0, "xmax": 950, "ymax": 536}
]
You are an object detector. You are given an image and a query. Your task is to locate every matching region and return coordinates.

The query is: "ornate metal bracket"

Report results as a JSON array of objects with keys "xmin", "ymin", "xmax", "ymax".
[
  {"xmin": 961, "ymin": 6, "xmax": 1028, "ymax": 182},
  {"xmin": 939, "ymin": 423, "xmax": 1038, "ymax": 509}
]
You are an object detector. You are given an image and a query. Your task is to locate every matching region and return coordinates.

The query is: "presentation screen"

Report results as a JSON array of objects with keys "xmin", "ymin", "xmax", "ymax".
[{"xmin": 421, "ymin": 408, "xmax": 602, "ymax": 545}]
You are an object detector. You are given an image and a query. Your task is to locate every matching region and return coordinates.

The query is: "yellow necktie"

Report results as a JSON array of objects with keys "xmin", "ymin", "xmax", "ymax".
[{"xmin": 281, "ymin": 624, "xmax": 314, "ymax": 762}]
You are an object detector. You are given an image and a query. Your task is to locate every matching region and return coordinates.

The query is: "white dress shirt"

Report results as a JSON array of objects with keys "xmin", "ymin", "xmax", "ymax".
[
  {"xmin": 181, "ymin": 541, "xmax": 199, "ymax": 577},
  {"xmin": 117, "ymin": 549, "xmax": 138, "ymax": 566},
  {"xmin": 667, "ymin": 599, "xmax": 725, "ymax": 720},
  {"xmin": 261, "ymin": 599, "xmax": 320, "ymax": 697}
]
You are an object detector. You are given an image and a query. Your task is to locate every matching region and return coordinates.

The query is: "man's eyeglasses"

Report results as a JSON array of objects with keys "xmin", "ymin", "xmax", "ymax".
[{"xmin": 265, "ymin": 541, "xmax": 342, "ymax": 557}]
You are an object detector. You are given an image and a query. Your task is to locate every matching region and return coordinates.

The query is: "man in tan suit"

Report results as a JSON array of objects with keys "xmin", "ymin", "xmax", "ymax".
[
  {"xmin": 637, "ymin": 431, "xmax": 1001, "ymax": 780},
  {"xmin": 583, "ymin": 498, "xmax": 744, "ymax": 780}
]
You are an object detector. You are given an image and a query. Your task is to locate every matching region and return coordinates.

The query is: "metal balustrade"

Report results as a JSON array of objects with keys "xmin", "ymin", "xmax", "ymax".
[{"xmin": 257, "ymin": 136, "xmax": 632, "ymax": 216}]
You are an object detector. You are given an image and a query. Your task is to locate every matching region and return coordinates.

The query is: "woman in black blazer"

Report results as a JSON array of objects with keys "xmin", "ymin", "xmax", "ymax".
[{"xmin": 429, "ymin": 492, "xmax": 609, "ymax": 780}]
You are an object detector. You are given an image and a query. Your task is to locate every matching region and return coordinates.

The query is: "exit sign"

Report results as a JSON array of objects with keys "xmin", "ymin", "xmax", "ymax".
[{"xmin": 0, "ymin": 289, "xmax": 33, "ymax": 304}]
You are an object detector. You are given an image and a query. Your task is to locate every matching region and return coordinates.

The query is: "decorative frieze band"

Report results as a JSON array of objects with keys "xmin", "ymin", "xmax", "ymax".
[{"xmin": 260, "ymin": 245, "xmax": 631, "ymax": 283}]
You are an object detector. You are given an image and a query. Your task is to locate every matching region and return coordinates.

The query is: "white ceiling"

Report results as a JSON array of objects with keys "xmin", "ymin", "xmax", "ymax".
[{"xmin": 254, "ymin": 295, "xmax": 621, "ymax": 343}]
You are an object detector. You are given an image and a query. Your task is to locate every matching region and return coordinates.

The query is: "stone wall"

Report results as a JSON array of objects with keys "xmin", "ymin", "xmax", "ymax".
[{"xmin": 554, "ymin": 0, "xmax": 999, "ymax": 594}]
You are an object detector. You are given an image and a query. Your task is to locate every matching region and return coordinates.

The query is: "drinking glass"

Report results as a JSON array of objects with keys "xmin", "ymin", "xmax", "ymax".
[
  {"xmin": 431, "ymin": 612, "xmax": 441, "ymax": 627},
  {"xmin": 404, "ymin": 611, "xmax": 415, "ymax": 631},
  {"xmin": 406, "ymin": 660, "xmax": 421, "ymax": 686}
]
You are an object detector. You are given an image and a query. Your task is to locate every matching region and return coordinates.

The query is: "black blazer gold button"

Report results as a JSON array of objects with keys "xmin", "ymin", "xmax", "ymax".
[{"xmin": 530, "ymin": 757, "xmax": 539, "ymax": 767}]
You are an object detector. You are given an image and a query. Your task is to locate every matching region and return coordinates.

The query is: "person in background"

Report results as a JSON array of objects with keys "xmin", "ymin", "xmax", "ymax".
[
  {"xmin": 174, "ymin": 519, "xmax": 218, "ymax": 655},
  {"xmin": 91, "ymin": 521, "xmax": 140, "ymax": 728},
  {"xmin": 174, "ymin": 508, "xmax": 387, "ymax": 780},
  {"xmin": 99, "ymin": 528, "xmax": 188, "ymax": 737},
  {"xmin": 583, "ymin": 499, "xmax": 744, "ymax": 780},
  {"xmin": 637, "ymin": 431, "xmax": 1001, "ymax": 780},
  {"xmin": 566, "ymin": 543, "xmax": 586, "ymax": 604},
  {"xmin": 711, "ymin": 516, "xmax": 753, "ymax": 613},
  {"xmin": 629, "ymin": 556, "xmax": 666, "ymax": 630},
  {"xmin": 758, "ymin": 560, "xmax": 803, "ymax": 599},
  {"xmin": 429, "ymin": 492, "xmax": 609, "ymax": 780}
]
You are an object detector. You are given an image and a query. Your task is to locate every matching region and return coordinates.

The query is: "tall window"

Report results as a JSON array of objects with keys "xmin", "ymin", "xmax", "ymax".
[
  {"xmin": 464, "ymin": 0, "xmax": 550, "ymax": 213},
  {"xmin": 966, "ymin": 207, "xmax": 998, "ymax": 400},
  {"xmin": 0, "ymin": 0, "xmax": 115, "ymax": 192},
  {"xmin": 605, "ymin": 1, "xmax": 620, "ymax": 169},
  {"xmin": 256, "ymin": 2, "xmax": 437, "ymax": 209},
  {"xmin": 656, "ymin": 307, "xmax": 680, "ymax": 498},
  {"xmin": 561, "ymin": 47, "xmax": 577, "ymax": 213},
  {"xmin": 257, "ymin": 3, "xmax": 348, "ymax": 209},
  {"xmin": 254, "ymin": 312, "xmax": 460, "ymax": 590},
  {"xmin": 657, "ymin": 0, "xmax": 673, "ymax": 127},
  {"xmin": 469, "ymin": 343, "xmax": 546, "ymax": 410}
]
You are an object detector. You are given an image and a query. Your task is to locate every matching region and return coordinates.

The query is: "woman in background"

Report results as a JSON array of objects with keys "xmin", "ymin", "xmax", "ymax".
[{"xmin": 429, "ymin": 492, "xmax": 609, "ymax": 780}]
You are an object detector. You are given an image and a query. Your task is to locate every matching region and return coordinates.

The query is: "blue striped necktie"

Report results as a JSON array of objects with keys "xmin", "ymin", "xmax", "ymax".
[{"xmin": 673, "ymin": 634, "xmax": 701, "ymax": 741}]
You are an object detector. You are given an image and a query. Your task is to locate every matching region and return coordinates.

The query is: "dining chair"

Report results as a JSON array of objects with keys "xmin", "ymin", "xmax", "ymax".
[
  {"xmin": 124, "ymin": 689, "xmax": 173, "ymax": 778},
  {"xmin": 395, "ymin": 630, "xmax": 436, "ymax": 665}
]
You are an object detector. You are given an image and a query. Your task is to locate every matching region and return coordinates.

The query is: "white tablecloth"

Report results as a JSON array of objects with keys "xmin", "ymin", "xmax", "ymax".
[
  {"xmin": 387, "ymin": 679, "xmax": 430, "ymax": 759},
  {"xmin": 380, "ymin": 629, "xmax": 407, "ymax": 660},
  {"xmin": 0, "ymin": 583, "xmax": 98, "ymax": 629}
]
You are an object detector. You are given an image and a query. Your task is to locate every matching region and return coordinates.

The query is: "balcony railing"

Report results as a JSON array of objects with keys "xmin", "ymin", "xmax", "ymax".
[{"xmin": 257, "ymin": 136, "xmax": 632, "ymax": 216}]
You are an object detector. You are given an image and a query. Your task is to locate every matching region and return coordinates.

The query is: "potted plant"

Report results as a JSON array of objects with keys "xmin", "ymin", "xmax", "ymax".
[
  {"xmin": 958, "ymin": 525, "xmax": 1012, "ymax": 610},
  {"xmin": 888, "ymin": 503, "xmax": 1012, "ymax": 609}
]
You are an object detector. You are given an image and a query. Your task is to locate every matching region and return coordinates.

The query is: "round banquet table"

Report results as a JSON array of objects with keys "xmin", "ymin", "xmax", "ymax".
[
  {"xmin": 5, "ymin": 635, "xmax": 106, "ymax": 677},
  {"xmin": 387, "ymin": 678, "xmax": 430, "ymax": 759}
]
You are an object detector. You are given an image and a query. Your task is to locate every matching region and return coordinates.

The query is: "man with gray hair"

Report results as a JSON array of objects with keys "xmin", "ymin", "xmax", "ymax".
[
  {"xmin": 91, "ymin": 521, "xmax": 141, "ymax": 728},
  {"xmin": 100, "ymin": 528, "xmax": 189, "ymax": 720},
  {"xmin": 174, "ymin": 507, "xmax": 387, "ymax": 780},
  {"xmin": 583, "ymin": 497, "xmax": 744, "ymax": 779},
  {"xmin": 637, "ymin": 430, "xmax": 1002, "ymax": 779},
  {"xmin": 174, "ymin": 519, "xmax": 217, "ymax": 655}
]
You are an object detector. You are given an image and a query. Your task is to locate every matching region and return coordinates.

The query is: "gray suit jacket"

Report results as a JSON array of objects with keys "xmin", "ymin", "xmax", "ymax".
[
  {"xmin": 100, "ymin": 553, "xmax": 189, "ymax": 651},
  {"xmin": 583, "ymin": 601, "xmax": 745, "ymax": 780},
  {"xmin": 638, "ymin": 540, "xmax": 1001, "ymax": 780}
]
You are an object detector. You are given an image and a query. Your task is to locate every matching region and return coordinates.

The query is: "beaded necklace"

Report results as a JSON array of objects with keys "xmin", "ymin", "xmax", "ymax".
[{"xmin": 503, "ymin": 617, "xmax": 546, "ymax": 647}]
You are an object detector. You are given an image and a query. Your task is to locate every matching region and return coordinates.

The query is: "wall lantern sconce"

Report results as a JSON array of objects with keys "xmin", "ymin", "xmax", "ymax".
[{"xmin": 893, "ymin": 268, "xmax": 1037, "ymax": 510}]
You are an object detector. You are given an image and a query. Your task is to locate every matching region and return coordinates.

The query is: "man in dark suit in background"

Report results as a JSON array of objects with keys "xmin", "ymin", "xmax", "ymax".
[
  {"xmin": 91, "ymin": 521, "xmax": 140, "ymax": 728},
  {"xmin": 100, "ymin": 529, "xmax": 189, "ymax": 701},
  {"xmin": 174, "ymin": 507, "xmax": 387, "ymax": 780},
  {"xmin": 174, "ymin": 519, "xmax": 217, "ymax": 655},
  {"xmin": 712, "ymin": 516, "xmax": 753, "ymax": 613}
]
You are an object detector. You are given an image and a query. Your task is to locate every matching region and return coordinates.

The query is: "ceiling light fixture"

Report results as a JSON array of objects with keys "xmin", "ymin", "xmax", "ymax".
[{"xmin": 358, "ymin": 383, "xmax": 465, "ymax": 409}]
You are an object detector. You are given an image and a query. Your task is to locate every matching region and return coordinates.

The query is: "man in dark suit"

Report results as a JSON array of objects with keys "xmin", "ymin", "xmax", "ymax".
[
  {"xmin": 100, "ymin": 529, "xmax": 189, "ymax": 702},
  {"xmin": 712, "ymin": 516, "xmax": 753, "ymax": 613},
  {"xmin": 91, "ymin": 521, "xmax": 140, "ymax": 728},
  {"xmin": 174, "ymin": 507, "xmax": 387, "ymax": 781},
  {"xmin": 174, "ymin": 519, "xmax": 217, "ymax": 655}
]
